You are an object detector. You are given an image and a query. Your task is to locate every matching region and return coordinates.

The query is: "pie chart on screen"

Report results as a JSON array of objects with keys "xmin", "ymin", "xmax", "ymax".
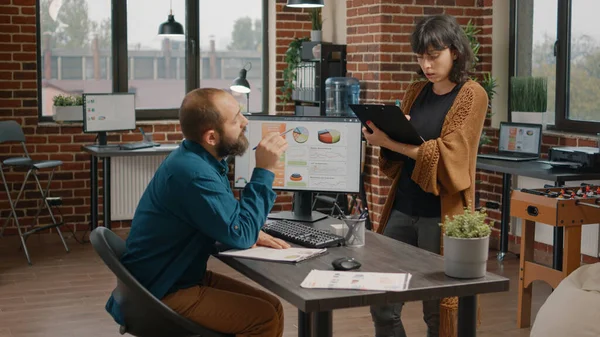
[
  {"xmin": 318, "ymin": 129, "xmax": 341, "ymax": 144},
  {"xmin": 292, "ymin": 126, "xmax": 309, "ymax": 143}
]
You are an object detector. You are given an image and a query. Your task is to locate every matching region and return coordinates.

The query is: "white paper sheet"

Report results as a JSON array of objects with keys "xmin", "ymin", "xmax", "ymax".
[
  {"xmin": 219, "ymin": 247, "xmax": 327, "ymax": 263},
  {"xmin": 300, "ymin": 269, "xmax": 412, "ymax": 292}
]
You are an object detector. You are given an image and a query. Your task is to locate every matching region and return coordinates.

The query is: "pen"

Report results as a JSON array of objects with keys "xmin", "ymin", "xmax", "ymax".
[{"xmin": 252, "ymin": 128, "xmax": 294, "ymax": 150}]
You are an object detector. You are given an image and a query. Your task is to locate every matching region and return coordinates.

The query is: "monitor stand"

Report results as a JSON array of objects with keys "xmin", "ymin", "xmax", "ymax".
[
  {"xmin": 93, "ymin": 132, "xmax": 118, "ymax": 148},
  {"xmin": 268, "ymin": 191, "xmax": 327, "ymax": 223}
]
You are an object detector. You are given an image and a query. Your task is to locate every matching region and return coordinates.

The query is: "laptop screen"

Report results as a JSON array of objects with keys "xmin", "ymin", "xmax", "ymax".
[{"xmin": 498, "ymin": 122, "xmax": 542, "ymax": 156}]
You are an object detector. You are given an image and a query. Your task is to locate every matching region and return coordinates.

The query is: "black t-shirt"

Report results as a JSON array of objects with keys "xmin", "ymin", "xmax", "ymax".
[{"xmin": 392, "ymin": 81, "xmax": 463, "ymax": 217}]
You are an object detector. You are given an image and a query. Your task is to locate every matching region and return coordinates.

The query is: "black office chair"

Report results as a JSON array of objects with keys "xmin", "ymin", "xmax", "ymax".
[{"xmin": 90, "ymin": 227, "xmax": 233, "ymax": 337}]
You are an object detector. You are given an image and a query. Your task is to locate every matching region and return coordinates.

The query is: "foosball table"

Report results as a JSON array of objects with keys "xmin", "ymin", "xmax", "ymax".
[{"xmin": 510, "ymin": 183, "xmax": 600, "ymax": 328}]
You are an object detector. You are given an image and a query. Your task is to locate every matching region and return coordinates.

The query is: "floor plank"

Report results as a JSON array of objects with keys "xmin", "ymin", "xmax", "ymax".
[{"xmin": 0, "ymin": 234, "xmax": 551, "ymax": 336}]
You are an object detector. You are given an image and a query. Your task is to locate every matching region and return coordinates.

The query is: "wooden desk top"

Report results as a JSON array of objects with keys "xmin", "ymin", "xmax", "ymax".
[{"xmin": 216, "ymin": 218, "xmax": 509, "ymax": 313}]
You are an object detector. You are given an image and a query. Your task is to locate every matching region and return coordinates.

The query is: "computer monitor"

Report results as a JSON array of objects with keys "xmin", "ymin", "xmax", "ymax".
[
  {"xmin": 234, "ymin": 115, "xmax": 363, "ymax": 222},
  {"xmin": 82, "ymin": 93, "xmax": 136, "ymax": 145}
]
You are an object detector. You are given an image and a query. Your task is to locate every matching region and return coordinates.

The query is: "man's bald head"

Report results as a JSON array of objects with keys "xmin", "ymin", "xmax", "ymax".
[{"xmin": 179, "ymin": 88, "xmax": 231, "ymax": 142}]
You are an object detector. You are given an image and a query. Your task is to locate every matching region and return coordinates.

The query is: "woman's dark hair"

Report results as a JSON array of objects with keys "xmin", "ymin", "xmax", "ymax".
[{"xmin": 411, "ymin": 14, "xmax": 474, "ymax": 83}]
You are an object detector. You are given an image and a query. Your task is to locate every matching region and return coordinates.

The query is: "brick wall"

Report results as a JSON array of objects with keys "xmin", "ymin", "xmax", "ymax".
[
  {"xmin": 345, "ymin": 0, "xmax": 493, "ymax": 230},
  {"xmin": 274, "ymin": 0, "xmax": 312, "ymax": 114}
]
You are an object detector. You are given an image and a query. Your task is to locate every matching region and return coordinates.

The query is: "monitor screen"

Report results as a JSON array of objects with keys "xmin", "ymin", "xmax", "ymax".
[
  {"xmin": 234, "ymin": 115, "xmax": 363, "ymax": 193},
  {"xmin": 498, "ymin": 122, "xmax": 542, "ymax": 155},
  {"xmin": 83, "ymin": 93, "xmax": 136, "ymax": 133}
]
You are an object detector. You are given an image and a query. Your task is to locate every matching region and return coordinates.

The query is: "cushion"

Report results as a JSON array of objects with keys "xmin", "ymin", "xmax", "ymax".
[{"xmin": 530, "ymin": 262, "xmax": 600, "ymax": 337}]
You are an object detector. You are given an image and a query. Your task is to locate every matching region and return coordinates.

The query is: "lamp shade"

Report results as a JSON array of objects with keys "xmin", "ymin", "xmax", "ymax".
[
  {"xmin": 158, "ymin": 14, "xmax": 184, "ymax": 36},
  {"xmin": 286, "ymin": 0, "xmax": 324, "ymax": 8},
  {"xmin": 230, "ymin": 69, "xmax": 251, "ymax": 94}
]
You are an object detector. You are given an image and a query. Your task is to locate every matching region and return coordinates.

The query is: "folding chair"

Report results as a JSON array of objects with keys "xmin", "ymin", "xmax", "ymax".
[{"xmin": 0, "ymin": 120, "xmax": 69, "ymax": 264}]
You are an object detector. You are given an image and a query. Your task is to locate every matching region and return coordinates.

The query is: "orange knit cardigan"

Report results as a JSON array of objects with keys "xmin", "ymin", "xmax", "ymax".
[{"xmin": 374, "ymin": 79, "xmax": 488, "ymax": 337}]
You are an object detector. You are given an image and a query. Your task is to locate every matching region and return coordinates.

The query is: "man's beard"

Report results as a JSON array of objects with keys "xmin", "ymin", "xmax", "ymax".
[{"xmin": 215, "ymin": 129, "xmax": 249, "ymax": 158}]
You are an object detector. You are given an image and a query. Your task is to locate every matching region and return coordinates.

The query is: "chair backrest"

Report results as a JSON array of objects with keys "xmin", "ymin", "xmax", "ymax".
[
  {"xmin": 90, "ymin": 227, "xmax": 231, "ymax": 337},
  {"xmin": 0, "ymin": 121, "xmax": 26, "ymax": 144}
]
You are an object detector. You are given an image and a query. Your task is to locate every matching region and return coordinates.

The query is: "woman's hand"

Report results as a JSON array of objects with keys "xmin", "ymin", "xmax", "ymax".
[
  {"xmin": 361, "ymin": 121, "xmax": 392, "ymax": 148},
  {"xmin": 252, "ymin": 231, "xmax": 290, "ymax": 249}
]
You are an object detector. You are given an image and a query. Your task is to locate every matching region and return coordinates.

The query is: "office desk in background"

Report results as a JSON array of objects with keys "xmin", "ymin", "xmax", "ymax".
[
  {"xmin": 476, "ymin": 158, "xmax": 600, "ymax": 269},
  {"xmin": 216, "ymin": 217, "xmax": 509, "ymax": 337},
  {"xmin": 82, "ymin": 144, "xmax": 179, "ymax": 230}
]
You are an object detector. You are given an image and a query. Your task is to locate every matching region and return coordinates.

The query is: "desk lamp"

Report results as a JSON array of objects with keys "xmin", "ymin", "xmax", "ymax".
[{"xmin": 230, "ymin": 62, "xmax": 252, "ymax": 113}]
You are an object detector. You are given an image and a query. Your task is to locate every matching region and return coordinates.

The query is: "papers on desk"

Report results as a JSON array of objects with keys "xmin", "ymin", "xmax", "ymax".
[
  {"xmin": 219, "ymin": 247, "xmax": 327, "ymax": 263},
  {"xmin": 300, "ymin": 270, "xmax": 412, "ymax": 292}
]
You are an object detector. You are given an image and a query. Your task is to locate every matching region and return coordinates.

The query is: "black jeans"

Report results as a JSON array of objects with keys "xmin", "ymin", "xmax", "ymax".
[{"xmin": 370, "ymin": 209, "xmax": 441, "ymax": 337}]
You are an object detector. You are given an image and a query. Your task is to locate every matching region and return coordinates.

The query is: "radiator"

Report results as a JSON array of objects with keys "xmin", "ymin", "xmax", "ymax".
[{"xmin": 110, "ymin": 155, "xmax": 168, "ymax": 220}]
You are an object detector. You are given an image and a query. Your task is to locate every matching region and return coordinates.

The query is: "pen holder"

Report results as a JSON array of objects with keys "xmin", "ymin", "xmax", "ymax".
[{"xmin": 341, "ymin": 217, "xmax": 366, "ymax": 247}]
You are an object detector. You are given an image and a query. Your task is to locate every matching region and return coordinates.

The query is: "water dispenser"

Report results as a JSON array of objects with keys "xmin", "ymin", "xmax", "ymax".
[{"xmin": 325, "ymin": 77, "xmax": 360, "ymax": 117}]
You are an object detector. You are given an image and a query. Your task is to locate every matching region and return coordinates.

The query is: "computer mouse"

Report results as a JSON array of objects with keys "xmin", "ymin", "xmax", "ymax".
[{"xmin": 332, "ymin": 257, "xmax": 361, "ymax": 271}]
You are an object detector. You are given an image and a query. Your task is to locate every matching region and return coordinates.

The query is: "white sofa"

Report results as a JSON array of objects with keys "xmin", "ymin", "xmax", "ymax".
[{"xmin": 531, "ymin": 262, "xmax": 600, "ymax": 337}]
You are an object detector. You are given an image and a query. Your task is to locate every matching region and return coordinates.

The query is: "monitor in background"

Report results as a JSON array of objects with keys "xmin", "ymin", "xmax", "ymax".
[
  {"xmin": 234, "ymin": 115, "xmax": 363, "ymax": 222},
  {"xmin": 498, "ymin": 122, "xmax": 542, "ymax": 155},
  {"xmin": 83, "ymin": 93, "xmax": 136, "ymax": 146}
]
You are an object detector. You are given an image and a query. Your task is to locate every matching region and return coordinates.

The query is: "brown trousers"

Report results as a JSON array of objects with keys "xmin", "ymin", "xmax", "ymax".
[{"xmin": 162, "ymin": 270, "xmax": 284, "ymax": 337}]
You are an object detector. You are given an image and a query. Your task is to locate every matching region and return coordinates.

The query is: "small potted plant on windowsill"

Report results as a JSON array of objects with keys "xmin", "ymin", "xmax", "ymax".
[
  {"xmin": 52, "ymin": 94, "xmax": 84, "ymax": 122},
  {"xmin": 440, "ymin": 204, "xmax": 492, "ymax": 279},
  {"xmin": 510, "ymin": 76, "xmax": 548, "ymax": 128}
]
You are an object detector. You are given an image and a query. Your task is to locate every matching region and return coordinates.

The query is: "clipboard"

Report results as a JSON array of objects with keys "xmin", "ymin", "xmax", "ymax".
[{"xmin": 349, "ymin": 104, "xmax": 424, "ymax": 146}]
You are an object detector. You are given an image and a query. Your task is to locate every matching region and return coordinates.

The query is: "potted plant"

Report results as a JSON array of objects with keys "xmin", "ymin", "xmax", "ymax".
[
  {"xmin": 440, "ymin": 204, "xmax": 492, "ymax": 279},
  {"xmin": 280, "ymin": 36, "xmax": 309, "ymax": 104},
  {"xmin": 52, "ymin": 94, "xmax": 84, "ymax": 122},
  {"xmin": 510, "ymin": 76, "xmax": 548, "ymax": 127},
  {"xmin": 308, "ymin": 8, "xmax": 322, "ymax": 43}
]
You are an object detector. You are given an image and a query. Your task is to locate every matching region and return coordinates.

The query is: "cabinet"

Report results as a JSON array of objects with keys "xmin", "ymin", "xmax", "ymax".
[{"xmin": 292, "ymin": 42, "xmax": 347, "ymax": 116}]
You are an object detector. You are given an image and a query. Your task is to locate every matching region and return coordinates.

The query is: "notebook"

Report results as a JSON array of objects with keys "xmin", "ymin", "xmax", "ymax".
[
  {"xmin": 218, "ymin": 247, "xmax": 327, "ymax": 263},
  {"xmin": 477, "ymin": 122, "xmax": 542, "ymax": 161}
]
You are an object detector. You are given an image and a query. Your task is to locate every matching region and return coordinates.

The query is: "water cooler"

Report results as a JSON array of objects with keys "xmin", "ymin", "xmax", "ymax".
[{"xmin": 324, "ymin": 77, "xmax": 360, "ymax": 117}]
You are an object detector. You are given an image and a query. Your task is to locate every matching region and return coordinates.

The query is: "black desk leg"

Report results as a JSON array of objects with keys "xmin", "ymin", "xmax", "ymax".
[
  {"xmin": 298, "ymin": 310, "xmax": 332, "ymax": 337},
  {"xmin": 498, "ymin": 173, "xmax": 512, "ymax": 261},
  {"xmin": 90, "ymin": 155, "xmax": 98, "ymax": 231},
  {"xmin": 552, "ymin": 180, "xmax": 564, "ymax": 271},
  {"xmin": 103, "ymin": 157, "xmax": 111, "ymax": 230},
  {"xmin": 458, "ymin": 296, "xmax": 477, "ymax": 337}
]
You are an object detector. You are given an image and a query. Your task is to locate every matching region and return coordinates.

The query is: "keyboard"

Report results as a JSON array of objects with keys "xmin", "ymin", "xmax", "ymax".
[
  {"xmin": 120, "ymin": 142, "xmax": 158, "ymax": 150},
  {"xmin": 262, "ymin": 219, "xmax": 345, "ymax": 249}
]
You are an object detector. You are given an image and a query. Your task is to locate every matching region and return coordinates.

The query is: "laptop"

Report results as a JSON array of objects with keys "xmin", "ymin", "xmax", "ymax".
[{"xmin": 477, "ymin": 122, "xmax": 542, "ymax": 161}]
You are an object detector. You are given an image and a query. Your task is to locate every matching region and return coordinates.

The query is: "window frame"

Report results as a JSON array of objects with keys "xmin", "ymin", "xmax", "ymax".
[
  {"xmin": 36, "ymin": 0, "xmax": 269, "ymax": 122},
  {"xmin": 510, "ymin": 0, "xmax": 600, "ymax": 134}
]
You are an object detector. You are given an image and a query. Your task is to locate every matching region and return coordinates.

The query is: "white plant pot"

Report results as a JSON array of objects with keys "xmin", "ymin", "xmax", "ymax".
[
  {"xmin": 310, "ymin": 30, "xmax": 322, "ymax": 43},
  {"xmin": 511, "ymin": 111, "xmax": 545, "ymax": 127},
  {"xmin": 443, "ymin": 234, "xmax": 490, "ymax": 279},
  {"xmin": 52, "ymin": 105, "xmax": 83, "ymax": 122}
]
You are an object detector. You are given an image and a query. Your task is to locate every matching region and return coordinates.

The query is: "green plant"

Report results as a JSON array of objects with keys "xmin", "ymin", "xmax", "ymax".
[
  {"xmin": 510, "ymin": 76, "xmax": 548, "ymax": 112},
  {"xmin": 52, "ymin": 94, "xmax": 83, "ymax": 106},
  {"xmin": 462, "ymin": 20, "xmax": 498, "ymax": 148},
  {"xmin": 308, "ymin": 8, "xmax": 322, "ymax": 31},
  {"xmin": 440, "ymin": 204, "xmax": 492, "ymax": 239},
  {"xmin": 280, "ymin": 36, "xmax": 310, "ymax": 103}
]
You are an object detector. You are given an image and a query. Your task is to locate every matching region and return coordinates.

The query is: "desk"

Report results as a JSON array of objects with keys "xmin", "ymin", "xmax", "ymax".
[
  {"xmin": 82, "ymin": 144, "xmax": 179, "ymax": 230},
  {"xmin": 476, "ymin": 158, "xmax": 600, "ymax": 269},
  {"xmin": 216, "ymin": 217, "xmax": 509, "ymax": 337}
]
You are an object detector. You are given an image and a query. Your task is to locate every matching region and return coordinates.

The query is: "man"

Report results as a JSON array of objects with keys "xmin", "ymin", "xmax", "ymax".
[{"xmin": 105, "ymin": 88, "xmax": 290, "ymax": 337}]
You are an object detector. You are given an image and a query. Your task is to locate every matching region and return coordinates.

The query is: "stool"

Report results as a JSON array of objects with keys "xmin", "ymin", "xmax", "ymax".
[{"xmin": 0, "ymin": 120, "xmax": 69, "ymax": 265}]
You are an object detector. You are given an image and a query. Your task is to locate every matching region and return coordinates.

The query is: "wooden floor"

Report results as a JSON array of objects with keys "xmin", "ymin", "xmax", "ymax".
[{"xmin": 0, "ymin": 233, "xmax": 552, "ymax": 337}]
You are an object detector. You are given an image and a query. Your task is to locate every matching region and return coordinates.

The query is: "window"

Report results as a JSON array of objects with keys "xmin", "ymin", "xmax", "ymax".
[
  {"xmin": 199, "ymin": 0, "xmax": 264, "ymax": 112},
  {"xmin": 127, "ymin": 0, "xmax": 186, "ymax": 110},
  {"xmin": 38, "ymin": 0, "xmax": 112, "ymax": 118},
  {"xmin": 512, "ymin": 0, "xmax": 600, "ymax": 133},
  {"xmin": 38, "ymin": 0, "xmax": 267, "ymax": 121}
]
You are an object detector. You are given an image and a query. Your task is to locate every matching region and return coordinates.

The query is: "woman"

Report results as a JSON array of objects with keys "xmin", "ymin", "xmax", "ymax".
[{"xmin": 363, "ymin": 14, "xmax": 488, "ymax": 337}]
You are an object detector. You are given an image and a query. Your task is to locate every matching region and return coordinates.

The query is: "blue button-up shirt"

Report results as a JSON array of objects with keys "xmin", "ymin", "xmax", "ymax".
[{"xmin": 105, "ymin": 139, "xmax": 276, "ymax": 325}]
